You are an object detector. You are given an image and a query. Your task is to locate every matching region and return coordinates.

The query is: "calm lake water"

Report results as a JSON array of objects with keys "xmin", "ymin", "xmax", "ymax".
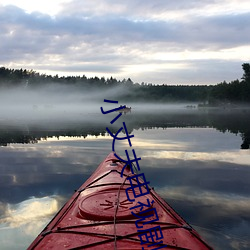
[{"xmin": 0, "ymin": 104, "xmax": 250, "ymax": 249}]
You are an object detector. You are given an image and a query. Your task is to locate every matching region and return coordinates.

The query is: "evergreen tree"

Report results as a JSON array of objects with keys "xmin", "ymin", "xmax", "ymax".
[{"xmin": 242, "ymin": 63, "xmax": 250, "ymax": 83}]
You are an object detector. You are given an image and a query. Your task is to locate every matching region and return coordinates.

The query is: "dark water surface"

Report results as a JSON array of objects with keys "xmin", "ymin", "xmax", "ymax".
[{"xmin": 0, "ymin": 105, "xmax": 250, "ymax": 249}]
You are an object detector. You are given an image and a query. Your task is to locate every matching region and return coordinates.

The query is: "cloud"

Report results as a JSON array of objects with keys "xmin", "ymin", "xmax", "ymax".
[
  {"xmin": 3, "ymin": 4, "xmax": 248, "ymax": 48},
  {"xmin": 0, "ymin": 1, "xmax": 250, "ymax": 84},
  {"xmin": 58, "ymin": 0, "xmax": 245, "ymax": 19}
]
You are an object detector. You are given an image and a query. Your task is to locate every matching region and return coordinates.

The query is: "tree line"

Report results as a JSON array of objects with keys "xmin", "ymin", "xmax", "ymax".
[
  {"xmin": 0, "ymin": 63, "xmax": 249, "ymax": 104},
  {"xmin": 208, "ymin": 63, "xmax": 250, "ymax": 105}
]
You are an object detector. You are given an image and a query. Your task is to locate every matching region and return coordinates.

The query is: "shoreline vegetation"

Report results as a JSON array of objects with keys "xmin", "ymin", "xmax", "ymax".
[{"xmin": 0, "ymin": 63, "xmax": 250, "ymax": 105}]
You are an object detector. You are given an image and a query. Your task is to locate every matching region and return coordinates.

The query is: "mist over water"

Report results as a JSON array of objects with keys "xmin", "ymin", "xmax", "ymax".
[
  {"xmin": 0, "ymin": 85, "xmax": 100, "ymax": 121},
  {"xmin": 1, "ymin": 84, "xmax": 250, "ymax": 148},
  {"xmin": 0, "ymin": 84, "xmax": 199, "ymax": 125},
  {"xmin": 0, "ymin": 84, "xmax": 250, "ymax": 249}
]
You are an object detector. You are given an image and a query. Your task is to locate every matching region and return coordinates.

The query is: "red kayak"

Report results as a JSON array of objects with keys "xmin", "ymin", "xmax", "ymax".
[{"xmin": 28, "ymin": 152, "xmax": 213, "ymax": 249}]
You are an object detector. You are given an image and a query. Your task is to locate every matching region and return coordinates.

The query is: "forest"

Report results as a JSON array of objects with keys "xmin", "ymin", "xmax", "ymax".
[{"xmin": 0, "ymin": 63, "xmax": 249, "ymax": 104}]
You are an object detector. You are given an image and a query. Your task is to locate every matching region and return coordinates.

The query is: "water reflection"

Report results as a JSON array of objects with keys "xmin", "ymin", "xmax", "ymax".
[
  {"xmin": 0, "ymin": 108, "xmax": 250, "ymax": 149},
  {"xmin": 0, "ymin": 196, "xmax": 59, "ymax": 228},
  {"xmin": 0, "ymin": 108, "xmax": 250, "ymax": 249},
  {"xmin": 0, "ymin": 196, "xmax": 62, "ymax": 250}
]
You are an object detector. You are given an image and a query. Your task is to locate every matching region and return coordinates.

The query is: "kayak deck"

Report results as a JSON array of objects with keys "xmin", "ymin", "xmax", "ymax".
[{"xmin": 28, "ymin": 153, "xmax": 213, "ymax": 249}]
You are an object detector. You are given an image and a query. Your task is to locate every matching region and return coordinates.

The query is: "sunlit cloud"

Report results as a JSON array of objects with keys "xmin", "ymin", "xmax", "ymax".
[
  {"xmin": 152, "ymin": 46, "xmax": 250, "ymax": 62},
  {"xmin": 0, "ymin": 0, "xmax": 66, "ymax": 16}
]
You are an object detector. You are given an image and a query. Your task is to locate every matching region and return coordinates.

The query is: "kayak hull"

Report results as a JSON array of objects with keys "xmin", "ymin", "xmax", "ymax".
[{"xmin": 28, "ymin": 152, "xmax": 213, "ymax": 250}]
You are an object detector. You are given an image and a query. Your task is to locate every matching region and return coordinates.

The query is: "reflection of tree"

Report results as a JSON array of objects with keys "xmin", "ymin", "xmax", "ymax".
[
  {"xmin": 0, "ymin": 132, "xmax": 38, "ymax": 146},
  {"xmin": 0, "ymin": 110, "xmax": 250, "ymax": 149},
  {"xmin": 241, "ymin": 133, "xmax": 250, "ymax": 149},
  {"xmin": 0, "ymin": 123, "xmax": 111, "ymax": 146}
]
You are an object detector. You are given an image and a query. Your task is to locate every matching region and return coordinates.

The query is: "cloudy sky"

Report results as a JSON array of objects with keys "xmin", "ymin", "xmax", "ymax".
[{"xmin": 0, "ymin": 0, "xmax": 250, "ymax": 85}]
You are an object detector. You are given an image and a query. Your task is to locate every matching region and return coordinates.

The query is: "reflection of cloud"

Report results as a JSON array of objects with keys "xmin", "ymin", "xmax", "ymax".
[
  {"xmin": 0, "ymin": 196, "xmax": 59, "ymax": 231},
  {"xmin": 149, "ymin": 150, "xmax": 250, "ymax": 166},
  {"xmin": 129, "ymin": 128, "xmax": 249, "ymax": 166},
  {"xmin": 157, "ymin": 186, "xmax": 250, "ymax": 216},
  {"xmin": 0, "ymin": 196, "xmax": 62, "ymax": 250},
  {"xmin": 132, "ymin": 138, "xmax": 187, "ymax": 150},
  {"xmin": 6, "ymin": 141, "xmax": 110, "ymax": 177},
  {"xmin": 0, "ymin": 202, "xmax": 7, "ymax": 218},
  {"xmin": 157, "ymin": 186, "xmax": 250, "ymax": 249},
  {"xmin": 194, "ymin": 223, "xmax": 250, "ymax": 250}
]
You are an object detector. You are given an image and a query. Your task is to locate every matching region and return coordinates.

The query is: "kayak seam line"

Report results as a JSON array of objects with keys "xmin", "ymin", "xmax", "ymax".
[
  {"xmin": 77, "ymin": 170, "xmax": 120, "ymax": 192},
  {"xmin": 53, "ymin": 225, "xmax": 191, "ymax": 235},
  {"xmin": 56, "ymin": 221, "xmax": 181, "ymax": 230},
  {"xmin": 59, "ymin": 228, "xmax": 190, "ymax": 250},
  {"xmin": 113, "ymin": 172, "xmax": 134, "ymax": 250}
]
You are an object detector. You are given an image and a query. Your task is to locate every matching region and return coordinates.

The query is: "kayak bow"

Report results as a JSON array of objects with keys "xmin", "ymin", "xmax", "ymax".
[{"xmin": 28, "ymin": 152, "xmax": 213, "ymax": 250}]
